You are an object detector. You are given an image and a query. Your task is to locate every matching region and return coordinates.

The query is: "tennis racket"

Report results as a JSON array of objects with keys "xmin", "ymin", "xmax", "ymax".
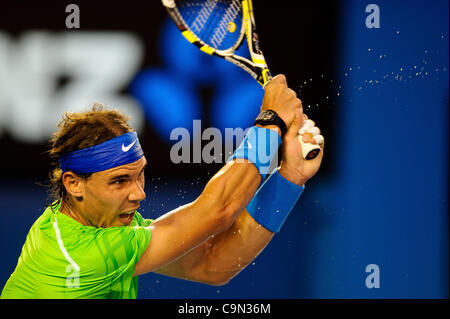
[{"xmin": 161, "ymin": 0, "xmax": 321, "ymax": 160}]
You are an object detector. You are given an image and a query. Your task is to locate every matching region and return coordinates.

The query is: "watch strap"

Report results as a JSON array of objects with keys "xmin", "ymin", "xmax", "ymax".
[{"xmin": 254, "ymin": 110, "xmax": 288, "ymax": 137}]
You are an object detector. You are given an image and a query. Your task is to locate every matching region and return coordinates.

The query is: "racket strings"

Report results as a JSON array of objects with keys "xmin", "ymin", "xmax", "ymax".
[
  {"xmin": 190, "ymin": 0, "xmax": 217, "ymax": 34},
  {"xmin": 176, "ymin": 0, "xmax": 243, "ymax": 51},
  {"xmin": 210, "ymin": 0, "xmax": 241, "ymax": 48}
]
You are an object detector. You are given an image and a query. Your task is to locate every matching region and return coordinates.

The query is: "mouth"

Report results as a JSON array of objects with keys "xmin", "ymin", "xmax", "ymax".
[{"xmin": 118, "ymin": 211, "xmax": 135, "ymax": 225}]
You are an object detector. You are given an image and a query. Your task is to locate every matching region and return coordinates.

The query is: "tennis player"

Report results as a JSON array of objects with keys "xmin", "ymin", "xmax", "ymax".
[{"xmin": 1, "ymin": 75, "xmax": 324, "ymax": 298}]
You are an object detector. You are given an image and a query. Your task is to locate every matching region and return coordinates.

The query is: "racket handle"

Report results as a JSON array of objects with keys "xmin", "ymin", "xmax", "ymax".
[{"xmin": 299, "ymin": 138, "xmax": 321, "ymax": 160}]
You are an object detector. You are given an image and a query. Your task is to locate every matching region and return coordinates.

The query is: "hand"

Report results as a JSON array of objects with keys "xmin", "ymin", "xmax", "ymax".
[
  {"xmin": 260, "ymin": 74, "xmax": 303, "ymax": 129},
  {"xmin": 278, "ymin": 112, "xmax": 324, "ymax": 186}
]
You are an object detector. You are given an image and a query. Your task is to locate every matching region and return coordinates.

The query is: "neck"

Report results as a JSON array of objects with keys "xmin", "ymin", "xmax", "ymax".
[{"xmin": 60, "ymin": 198, "xmax": 92, "ymax": 226}]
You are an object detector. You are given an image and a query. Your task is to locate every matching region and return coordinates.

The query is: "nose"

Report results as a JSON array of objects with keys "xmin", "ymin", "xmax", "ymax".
[{"xmin": 128, "ymin": 180, "xmax": 146, "ymax": 202}]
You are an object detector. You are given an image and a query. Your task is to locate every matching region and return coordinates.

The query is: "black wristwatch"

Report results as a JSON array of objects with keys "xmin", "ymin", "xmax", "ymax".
[{"xmin": 254, "ymin": 110, "xmax": 287, "ymax": 137}]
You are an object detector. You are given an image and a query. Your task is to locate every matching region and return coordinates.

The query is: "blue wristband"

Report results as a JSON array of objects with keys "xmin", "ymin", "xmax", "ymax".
[
  {"xmin": 246, "ymin": 168, "xmax": 305, "ymax": 232},
  {"xmin": 227, "ymin": 126, "xmax": 281, "ymax": 180}
]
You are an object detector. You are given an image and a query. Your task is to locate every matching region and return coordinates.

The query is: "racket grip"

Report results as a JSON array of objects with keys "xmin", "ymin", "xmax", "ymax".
[{"xmin": 299, "ymin": 138, "xmax": 321, "ymax": 160}]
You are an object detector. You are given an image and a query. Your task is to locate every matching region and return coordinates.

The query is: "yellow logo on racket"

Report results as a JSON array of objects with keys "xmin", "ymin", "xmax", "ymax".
[{"xmin": 227, "ymin": 22, "xmax": 237, "ymax": 33}]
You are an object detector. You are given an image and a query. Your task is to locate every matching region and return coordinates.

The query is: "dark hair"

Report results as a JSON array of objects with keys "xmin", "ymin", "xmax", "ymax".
[{"xmin": 48, "ymin": 103, "xmax": 134, "ymax": 208}]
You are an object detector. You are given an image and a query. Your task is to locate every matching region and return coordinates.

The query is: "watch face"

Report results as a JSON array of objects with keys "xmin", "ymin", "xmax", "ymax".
[
  {"xmin": 254, "ymin": 110, "xmax": 285, "ymax": 135},
  {"xmin": 261, "ymin": 110, "xmax": 274, "ymax": 120}
]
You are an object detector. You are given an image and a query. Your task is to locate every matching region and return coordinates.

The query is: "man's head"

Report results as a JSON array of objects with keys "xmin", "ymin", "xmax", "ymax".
[{"xmin": 49, "ymin": 103, "xmax": 147, "ymax": 228}]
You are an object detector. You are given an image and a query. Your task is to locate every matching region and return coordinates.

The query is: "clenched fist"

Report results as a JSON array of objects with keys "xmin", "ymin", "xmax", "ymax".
[{"xmin": 260, "ymin": 74, "xmax": 303, "ymax": 129}]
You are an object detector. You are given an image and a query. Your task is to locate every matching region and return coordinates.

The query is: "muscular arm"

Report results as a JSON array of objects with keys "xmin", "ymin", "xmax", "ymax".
[
  {"xmin": 150, "ymin": 166, "xmax": 301, "ymax": 285},
  {"xmin": 150, "ymin": 115, "xmax": 325, "ymax": 285}
]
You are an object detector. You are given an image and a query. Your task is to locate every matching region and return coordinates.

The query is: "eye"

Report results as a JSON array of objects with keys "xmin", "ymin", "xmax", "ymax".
[{"xmin": 112, "ymin": 179, "xmax": 127, "ymax": 185}]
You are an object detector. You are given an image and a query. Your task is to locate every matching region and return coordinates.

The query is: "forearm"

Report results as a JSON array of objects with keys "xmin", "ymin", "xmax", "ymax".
[
  {"xmin": 194, "ymin": 124, "xmax": 282, "ymax": 232},
  {"xmin": 200, "ymin": 210, "xmax": 274, "ymax": 284},
  {"xmin": 203, "ymin": 169, "xmax": 306, "ymax": 283},
  {"xmin": 197, "ymin": 160, "xmax": 261, "ymax": 233}
]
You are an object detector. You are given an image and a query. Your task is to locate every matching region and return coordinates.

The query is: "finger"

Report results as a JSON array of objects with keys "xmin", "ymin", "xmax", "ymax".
[
  {"xmin": 296, "ymin": 97, "xmax": 303, "ymax": 114},
  {"xmin": 302, "ymin": 132, "xmax": 316, "ymax": 144},
  {"xmin": 269, "ymin": 74, "xmax": 287, "ymax": 86},
  {"xmin": 313, "ymin": 134, "xmax": 324, "ymax": 145},
  {"xmin": 307, "ymin": 126, "xmax": 321, "ymax": 136},
  {"xmin": 286, "ymin": 109, "xmax": 303, "ymax": 138},
  {"xmin": 287, "ymin": 88, "xmax": 297, "ymax": 98},
  {"xmin": 299, "ymin": 119, "xmax": 315, "ymax": 135}
]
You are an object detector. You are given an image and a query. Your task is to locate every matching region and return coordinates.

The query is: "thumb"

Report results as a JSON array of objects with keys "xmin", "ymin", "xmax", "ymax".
[
  {"xmin": 286, "ymin": 109, "xmax": 303, "ymax": 138},
  {"xmin": 267, "ymin": 74, "xmax": 287, "ymax": 87}
]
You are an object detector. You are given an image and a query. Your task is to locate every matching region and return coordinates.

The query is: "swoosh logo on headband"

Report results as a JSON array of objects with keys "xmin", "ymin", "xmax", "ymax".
[{"xmin": 122, "ymin": 140, "xmax": 137, "ymax": 152}]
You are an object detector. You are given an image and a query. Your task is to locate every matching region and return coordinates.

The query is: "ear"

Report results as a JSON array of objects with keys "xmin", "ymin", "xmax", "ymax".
[{"xmin": 62, "ymin": 172, "xmax": 84, "ymax": 200}]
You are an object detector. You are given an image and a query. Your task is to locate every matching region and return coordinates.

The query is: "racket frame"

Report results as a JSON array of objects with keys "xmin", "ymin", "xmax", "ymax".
[
  {"xmin": 162, "ymin": 0, "xmax": 321, "ymax": 160},
  {"xmin": 162, "ymin": 0, "xmax": 271, "ymax": 86}
]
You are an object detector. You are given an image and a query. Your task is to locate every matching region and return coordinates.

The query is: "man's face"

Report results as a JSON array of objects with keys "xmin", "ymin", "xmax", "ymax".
[{"xmin": 78, "ymin": 156, "xmax": 147, "ymax": 228}]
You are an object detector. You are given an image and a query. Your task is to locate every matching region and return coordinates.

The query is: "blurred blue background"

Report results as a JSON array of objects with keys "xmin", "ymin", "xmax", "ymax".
[{"xmin": 0, "ymin": 0, "xmax": 448, "ymax": 298}]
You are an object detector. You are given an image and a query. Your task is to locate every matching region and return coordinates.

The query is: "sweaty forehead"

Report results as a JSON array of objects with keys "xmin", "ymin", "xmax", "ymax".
[{"xmin": 103, "ymin": 157, "xmax": 147, "ymax": 176}]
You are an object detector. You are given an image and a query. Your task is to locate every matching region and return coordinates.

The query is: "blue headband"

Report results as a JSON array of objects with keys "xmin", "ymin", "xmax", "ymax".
[{"xmin": 59, "ymin": 132, "xmax": 144, "ymax": 174}]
